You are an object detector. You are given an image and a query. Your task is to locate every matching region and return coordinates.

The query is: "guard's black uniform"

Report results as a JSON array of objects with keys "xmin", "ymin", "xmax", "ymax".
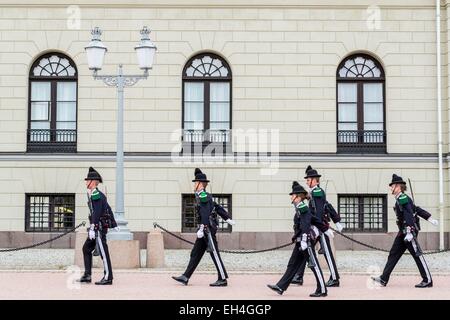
[
  {"xmin": 275, "ymin": 199, "xmax": 327, "ymax": 295},
  {"xmin": 82, "ymin": 188, "xmax": 114, "ymax": 282},
  {"xmin": 379, "ymin": 192, "xmax": 432, "ymax": 284},
  {"xmin": 294, "ymin": 185, "xmax": 340, "ymax": 284},
  {"xmin": 183, "ymin": 189, "xmax": 230, "ymax": 281}
]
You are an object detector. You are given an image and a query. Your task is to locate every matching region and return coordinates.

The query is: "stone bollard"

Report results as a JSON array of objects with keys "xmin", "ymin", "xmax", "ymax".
[
  {"xmin": 74, "ymin": 228, "xmax": 140, "ymax": 269},
  {"xmin": 146, "ymin": 229, "xmax": 165, "ymax": 268}
]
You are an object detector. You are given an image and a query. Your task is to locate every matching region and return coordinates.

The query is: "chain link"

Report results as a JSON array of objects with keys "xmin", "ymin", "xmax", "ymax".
[
  {"xmin": 153, "ymin": 223, "xmax": 293, "ymax": 254},
  {"xmin": 0, "ymin": 222, "xmax": 86, "ymax": 253},
  {"xmin": 153, "ymin": 222, "xmax": 450, "ymax": 256},
  {"xmin": 329, "ymin": 227, "xmax": 450, "ymax": 255}
]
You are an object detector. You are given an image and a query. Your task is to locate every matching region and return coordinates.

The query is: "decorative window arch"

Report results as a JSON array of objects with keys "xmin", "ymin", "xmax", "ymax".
[
  {"xmin": 182, "ymin": 53, "xmax": 232, "ymax": 145},
  {"xmin": 28, "ymin": 53, "xmax": 78, "ymax": 152},
  {"xmin": 336, "ymin": 54, "xmax": 386, "ymax": 153}
]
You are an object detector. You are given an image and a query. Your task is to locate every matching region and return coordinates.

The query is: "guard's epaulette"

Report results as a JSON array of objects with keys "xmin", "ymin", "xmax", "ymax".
[
  {"xmin": 91, "ymin": 188, "xmax": 101, "ymax": 201},
  {"xmin": 297, "ymin": 201, "xmax": 309, "ymax": 214},
  {"xmin": 398, "ymin": 193, "xmax": 409, "ymax": 205},
  {"xmin": 312, "ymin": 188, "xmax": 324, "ymax": 197},
  {"xmin": 199, "ymin": 190, "xmax": 208, "ymax": 203}
]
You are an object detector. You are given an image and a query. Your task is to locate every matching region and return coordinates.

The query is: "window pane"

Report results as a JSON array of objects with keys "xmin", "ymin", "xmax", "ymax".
[
  {"xmin": 31, "ymin": 102, "xmax": 49, "ymax": 121},
  {"xmin": 364, "ymin": 103, "xmax": 383, "ymax": 123},
  {"xmin": 338, "ymin": 83, "xmax": 357, "ymax": 102},
  {"xmin": 31, "ymin": 82, "xmax": 51, "ymax": 101},
  {"xmin": 184, "ymin": 82, "xmax": 203, "ymax": 102},
  {"xmin": 338, "ymin": 195, "xmax": 386, "ymax": 232},
  {"xmin": 26, "ymin": 194, "xmax": 75, "ymax": 232},
  {"xmin": 210, "ymin": 102, "xmax": 230, "ymax": 129},
  {"xmin": 338, "ymin": 103, "xmax": 357, "ymax": 122},
  {"xmin": 210, "ymin": 82, "xmax": 230, "ymax": 102},
  {"xmin": 57, "ymin": 102, "xmax": 76, "ymax": 122},
  {"xmin": 57, "ymin": 82, "xmax": 76, "ymax": 101},
  {"xmin": 338, "ymin": 123, "xmax": 357, "ymax": 131},
  {"xmin": 364, "ymin": 83, "xmax": 383, "ymax": 103},
  {"xmin": 181, "ymin": 194, "xmax": 231, "ymax": 233}
]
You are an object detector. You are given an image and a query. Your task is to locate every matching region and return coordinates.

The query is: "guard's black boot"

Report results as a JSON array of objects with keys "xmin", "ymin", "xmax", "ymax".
[
  {"xmin": 291, "ymin": 275, "xmax": 303, "ymax": 285},
  {"xmin": 309, "ymin": 290, "xmax": 327, "ymax": 297},
  {"xmin": 210, "ymin": 279, "xmax": 227, "ymax": 287},
  {"xmin": 95, "ymin": 278, "xmax": 112, "ymax": 285},
  {"xmin": 415, "ymin": 281, "xmax": 433, "ymax": 288},
  {"xmin": 267, "ymin": 284, "xmax": 283, "ymax": 295},
  {"xmin": 371, "ymin": 276, "xmax": 387, "ymax": 287},
  {"xmin": 326, "ymin": 279, "xmax": 340, "ymax": 287},
  {"xmin": 76, "ymin": 274, "xmax": 91, "ymax": 283},
  {"xmin": 172, "ymin": 275, "xmax": 189, "ymax": 286}
]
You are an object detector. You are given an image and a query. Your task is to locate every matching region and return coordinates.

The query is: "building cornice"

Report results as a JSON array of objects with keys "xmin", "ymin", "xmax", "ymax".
[
  {"xmin": 0, "ymin": 0, "xmax": 439, "ymax": 9},
  {"xmin": 0, "ymin": 152, "xmax": 443, "ymax": 164}
]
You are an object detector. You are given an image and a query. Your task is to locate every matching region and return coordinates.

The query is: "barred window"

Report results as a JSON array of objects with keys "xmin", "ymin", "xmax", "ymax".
[
  {"xmin": 338, "ymin": 194, "xmax": 387, "ymax": 232},
  {"xmin": 181, "ymin": 194, "xmax": 232, "ymax": 233},
  {"xmin": 25, "ymin": 194, "xmax": 75, "ymax": 232}
]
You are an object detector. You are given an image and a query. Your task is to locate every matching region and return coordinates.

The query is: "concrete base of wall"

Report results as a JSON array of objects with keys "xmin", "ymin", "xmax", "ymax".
[{"xmin": 1, "ymin": 231, "xmax": 449, "ymax": 251}]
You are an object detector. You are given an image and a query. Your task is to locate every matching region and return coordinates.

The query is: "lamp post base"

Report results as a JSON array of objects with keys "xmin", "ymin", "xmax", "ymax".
[{"xmin": 107, "ymin": 219, "xmax": 133, "ymax": 241}]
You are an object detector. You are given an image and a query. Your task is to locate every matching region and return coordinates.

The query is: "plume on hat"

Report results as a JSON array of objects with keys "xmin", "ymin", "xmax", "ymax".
[
  {"xmin": 305, "ymin": 165, "xmax": 312, "ymax": 173},
  {"xmin": 194, "ymin": 168, "xmax": 202, "ymax": 175},
  {"xmin": 292, "ymin": 181, "xmax": 300, "ymax": 188}
]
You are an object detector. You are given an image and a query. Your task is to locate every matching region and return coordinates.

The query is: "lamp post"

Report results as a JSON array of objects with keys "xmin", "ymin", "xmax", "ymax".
[{"xmin": 85, "ymin": 27, "xmax": 157, "ymax": 240}]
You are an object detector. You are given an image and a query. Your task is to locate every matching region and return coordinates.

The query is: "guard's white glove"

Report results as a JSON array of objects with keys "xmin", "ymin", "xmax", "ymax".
[
  {"xmin": 404, "ymin": 227, "xmax": 413, "ymax": 242},
  {"xmin": 404, "ymin": 232, "xmax": 413, "ymax": 242},
  {"xmin": 335, "ymin": 222, "xmax": 344, "ymax": 232},
  {"xmin": 300, "ymin": 234, "xmax": 308, "ymax": 251},
  {"xmin": 427, "ymin": 217, "xmax": 439, "ymax": 226},
  {"xmin": 196, "ymin": 225, "xmax": 205, "ymax": 238},
  {"xmin": 324, "ymin": 228, "xmax": 334, "ymax": 239},
  {"xmin": 226, "ymin": 219, "xmax": 236, "ymax": 226},
  {"xmin": 88, "ymin": 225, "xmax": 96, "ymax": 240},
  {"xmin": 114, "ymin": 226, "xmax": 121, "ymax": 232}
]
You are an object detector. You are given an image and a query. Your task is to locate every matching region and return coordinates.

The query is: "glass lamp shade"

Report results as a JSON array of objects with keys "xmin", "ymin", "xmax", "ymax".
[
  {"xmin": 135, "ymin": 44, "xmax": 156, "ymax": 70},
  {"xmin": 135, "ymin": 27, "xmax": 157, "ymax": 70},
  {"xmin": 85, "ymin": 42, "xmax": 107, "ymax": 70},
  {"xmin": 85, "ymin": 28, "xmax": 107, "ymax": 71}
]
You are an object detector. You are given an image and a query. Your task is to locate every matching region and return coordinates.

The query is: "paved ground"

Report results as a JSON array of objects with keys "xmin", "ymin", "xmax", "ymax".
[{"xmin": 0, "ymin": 270, "xmax": 449, "ymax": 300}]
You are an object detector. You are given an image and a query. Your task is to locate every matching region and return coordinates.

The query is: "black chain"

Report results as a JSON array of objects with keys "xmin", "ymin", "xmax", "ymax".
[
  {"xmin": 153, "ymin": 222, "xmax": 450, "ymax": 256},
  {"xmin": 330, "ymin": 227, "xmax": 450, "ymax": 255},
  {"xmin": 0, "ymin": 222, "xmax": 86, "ymax": 253},
  {"xmin": 153, "ymin": 223, "xmax": 293, "ymax": 254}
]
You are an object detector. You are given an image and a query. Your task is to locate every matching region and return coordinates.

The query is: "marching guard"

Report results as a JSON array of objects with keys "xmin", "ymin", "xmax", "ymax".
[
  {"xmin": 172, "ymin": 168, "xmax": 236, "ymax": 287},
  {"xmin": 291, "ymin": 165, "xmax": 342, "ymax": 287},
  {"xmin": 372, "ymin": 174, "xmax": 437, "ymax": 288},
  {"xmin": 267, "ymin": 181, "xmax": 327, "ymax": 297},
  {"xmin": 77, "ymin": 167, "xmax": 117, "ymax": 285}
]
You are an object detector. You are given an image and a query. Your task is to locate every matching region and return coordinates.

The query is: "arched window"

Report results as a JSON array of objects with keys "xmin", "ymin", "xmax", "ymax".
[
  {"xmin": 28, "ymin": 53, "xmax": 77, "ymax": 152},
  {"xmin": 182, "ymin": 53, "xmax": 231, "ymax": 146},
  {"xmin": 336, "ymin": 54, "xmax": 386, "ymax": 153}
]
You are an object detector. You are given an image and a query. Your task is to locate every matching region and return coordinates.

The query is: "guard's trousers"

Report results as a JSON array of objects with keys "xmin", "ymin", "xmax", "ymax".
[
  {"xmin": 276, "ymin": 242, "xmax": 327, "ymax": 294},
  {"xmin": 380, "ymin": 232, "xmax": 432, "ymax": 284},
  {"xmin": 82, "ymin": 230, "xmax": 113, "ymax": 281},
  {"xmin": 183, "ymin": 231, "xmax": 228, "ymax": 280},
  {"xmin": 294, "ymin": 232, "xmax": 340, "ymax": 281}
]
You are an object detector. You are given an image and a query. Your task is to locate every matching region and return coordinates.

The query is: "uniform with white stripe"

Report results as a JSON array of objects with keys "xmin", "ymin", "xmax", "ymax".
[
  {"xmin": 380, "ymin": 192, "xmax": 432, "ymax": 284},
  {"xmin": 275, "ymin": 199, "xmax": 327, "ymax": 295},
  {"xmin": 183, "ymin": 189, "xmax": 230, "ymax": 281}
]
